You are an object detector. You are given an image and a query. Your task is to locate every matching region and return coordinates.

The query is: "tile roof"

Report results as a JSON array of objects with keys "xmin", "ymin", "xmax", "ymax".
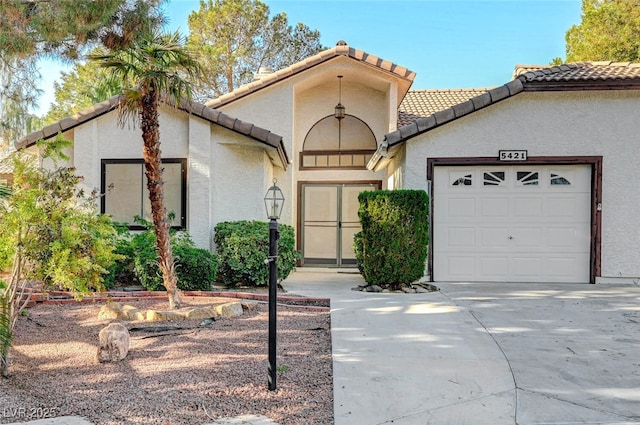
[
  {"xmin": 514, "ymin": 61, "xmax": 640, "ymax": 83},
  {"xmin": 370, "ymin": 61, "xmax": 640, "ymax": 171},
  {"xmin": 15, "ymin": 96, "xmax": 122, "ymax": 150},
  {"xmin": 206, "ymin": 41, "xmax": 416, "ymax": 109},
  {"xmin": 398, "ymin": 88, "xmax": 491, "ymax": 127},
  {"xmin": 15, "ymin": 96, "xmax": 289, "ymax": 169}
]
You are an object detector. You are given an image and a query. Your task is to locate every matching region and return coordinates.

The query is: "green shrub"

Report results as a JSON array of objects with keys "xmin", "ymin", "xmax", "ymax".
[
  {"xmin": 356, "ymin": 190, "xmax": 429, "ymax": 288},
  {"xmin": 172, "ymin": 232, "xmax": 218, "ymax": 291},
  {"xmin": 106, "ymin": 221, "xmax": 218, "ymax": 292},
  {"xmin": 104, "ymin": 223, "xmax": 137, "ymax": 289},
  {"xmin": 353, "ymin": 231, "xmax": 364, "ymax": 275},
  {"xmin": 214, "ymin": 220, "xmax": 298, "ymax": 287}
]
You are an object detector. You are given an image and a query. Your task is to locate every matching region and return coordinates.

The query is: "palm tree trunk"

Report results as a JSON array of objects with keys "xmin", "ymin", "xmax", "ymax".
[{"xmin": 139, "ymin": 90, "xmax": 181, "ymax": 310}]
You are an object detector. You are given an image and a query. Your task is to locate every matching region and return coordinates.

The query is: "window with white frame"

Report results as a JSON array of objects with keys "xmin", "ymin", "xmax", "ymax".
[{"xmin": 101, "ymin": 159, "xmax": 186, "ymax": 229}]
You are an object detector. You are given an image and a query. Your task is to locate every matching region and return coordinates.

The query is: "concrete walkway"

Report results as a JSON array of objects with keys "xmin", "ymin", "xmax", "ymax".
[{"xmin": 283, "ymin": 270, "xmax": 640, "ymax": 425}]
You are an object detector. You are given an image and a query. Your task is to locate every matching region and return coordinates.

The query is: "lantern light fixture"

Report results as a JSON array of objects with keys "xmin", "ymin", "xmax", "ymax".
[
  {"xmin": 334, "ymin": 75, "xmax": 345, "ymax": 120},
  {"xmin": 264, "ymin": 178, "xmax": 285, "ymax": 220}
]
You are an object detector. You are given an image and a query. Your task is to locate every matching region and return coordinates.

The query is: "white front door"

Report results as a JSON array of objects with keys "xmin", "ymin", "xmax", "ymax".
[{"xmin": 433, "ymin": 165, "xmax": 591, "ymax": 283}]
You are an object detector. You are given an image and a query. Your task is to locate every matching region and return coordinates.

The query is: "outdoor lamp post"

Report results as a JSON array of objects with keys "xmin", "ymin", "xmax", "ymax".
[{"xmin": 264, "ymin": 178, "xmax": 284, "ymax": 391}]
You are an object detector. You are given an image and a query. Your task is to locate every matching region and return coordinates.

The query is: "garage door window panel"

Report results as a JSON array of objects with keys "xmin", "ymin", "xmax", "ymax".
[
  {"xmin": 452, "ymin": 173, "xmax": 473, "ymax": 186},
  {"xmin": 551, "ymin": 172, "xmax": 571, "ymax": 185},
  {"xmin": 517, "ymin": 171, "xmax": 539, "ymax": 186},
  {"xmin": 483, "ymin": 171, "xmax": 505, "ymax": 186}
]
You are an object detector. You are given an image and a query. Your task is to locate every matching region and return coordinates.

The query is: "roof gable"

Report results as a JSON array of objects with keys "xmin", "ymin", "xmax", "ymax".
[
  {"xmin": 368, "ymin": 61, "xmax": 640, "ymax": 171},
  {"xmin": 390, "ymin": 62, "xmax": 640, "ymax": 145},
  {"xmin": 205, "ymin": 41, "xmax": 416, "ymax": 109},
  {"xmin": 15, "ymin": 95, "xmax": 289, "ymax": 169}
]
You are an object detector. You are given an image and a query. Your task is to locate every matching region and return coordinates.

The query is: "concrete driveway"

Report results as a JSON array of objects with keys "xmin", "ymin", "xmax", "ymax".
[{"xmin": 282, "ymin": 271, "xmax": 640, "ymax": 425}]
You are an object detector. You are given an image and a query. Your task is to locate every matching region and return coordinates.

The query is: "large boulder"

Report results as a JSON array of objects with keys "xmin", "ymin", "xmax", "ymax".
[{"xmin": 97, "ymin": 323, "xmax": 130, "ymax": 363}]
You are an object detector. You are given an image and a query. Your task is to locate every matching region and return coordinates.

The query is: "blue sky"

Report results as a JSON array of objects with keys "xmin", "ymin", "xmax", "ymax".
[{"xmin": 35, "ymin": 0, "xmax": 583, "ymax": 115}]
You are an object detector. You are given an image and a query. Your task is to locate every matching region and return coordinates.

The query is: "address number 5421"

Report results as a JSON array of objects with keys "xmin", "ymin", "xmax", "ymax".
[{"xmin": 498, "ymin": 150, "xmax": 527, "ymax": 161}]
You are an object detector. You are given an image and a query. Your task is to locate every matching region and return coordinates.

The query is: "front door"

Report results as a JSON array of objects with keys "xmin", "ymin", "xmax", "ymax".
[{"xmin": 301, "ymin": 183, "xmax": 378, "ymax": 267}]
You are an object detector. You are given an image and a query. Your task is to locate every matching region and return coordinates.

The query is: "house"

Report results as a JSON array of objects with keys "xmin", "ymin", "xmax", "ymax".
[
  {"xmin": 370, "ymin": 61, "xmax": 640, "ymax": 284},
  {"xmin": 14, "ymin": 41, "xmax": 640, "ymax": 284},
  {"xmin": 14, "ymin": 96, "xmax": 288, "ymax": 251}
]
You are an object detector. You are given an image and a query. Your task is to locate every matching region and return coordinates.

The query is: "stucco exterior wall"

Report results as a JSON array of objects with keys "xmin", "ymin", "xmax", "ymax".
[
  {"xmin": 72, "ymin": 106, "xmax": 189, "ymax": 192},
  {"xmin": 210, "ymin": 126, "xmax": 274, "ymax": 227},
  {"xmin": 401, "ymin": 90, "xmax": 640, "ymax": 280},
  {"xmin": 385, "ymin": 145, "xmax": 406, "ymax": 191},
  {"xmin": 187, "ymin": 116, "xmax": 213, "ymax": 249},
  {"xmin": 219, "ymin": 84, "xmax": 294, "ymax": 226}
]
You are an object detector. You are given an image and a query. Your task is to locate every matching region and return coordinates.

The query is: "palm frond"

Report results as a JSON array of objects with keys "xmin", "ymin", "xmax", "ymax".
[{"xmin": 88, "ymin": 29, "xmax": 203, "ymax": 123}]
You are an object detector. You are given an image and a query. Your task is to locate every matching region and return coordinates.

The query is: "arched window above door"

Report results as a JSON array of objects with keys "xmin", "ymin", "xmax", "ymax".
[{"xmin": 301, "ymin": 114, "xmax": 377, "ymax": 169}]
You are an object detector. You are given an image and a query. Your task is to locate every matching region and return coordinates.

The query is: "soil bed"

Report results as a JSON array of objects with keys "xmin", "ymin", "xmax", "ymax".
[{"xmin": 0, "ymin": 298, "xmax": 333, "ymax": 425}]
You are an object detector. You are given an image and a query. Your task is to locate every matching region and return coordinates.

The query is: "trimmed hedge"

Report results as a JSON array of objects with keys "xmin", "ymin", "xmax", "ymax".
[
  {"xmin": 214, "ymin": 220, "xmax": 298, "ymax": 287},
  {"xmin": 355, "ymin": 190, "xmax": 429, "ymax": 288}
]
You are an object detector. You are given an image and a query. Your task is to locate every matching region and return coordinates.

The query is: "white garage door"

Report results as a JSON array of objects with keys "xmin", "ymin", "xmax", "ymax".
[{"xmin": 433, "ymin": 165, "xmax": 591, "ymax": 283}]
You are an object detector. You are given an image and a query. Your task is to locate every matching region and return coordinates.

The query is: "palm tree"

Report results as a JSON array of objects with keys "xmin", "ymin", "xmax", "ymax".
[{"xmin": 89, "ymin": 30, "xmax": 202, "ymax": 310}]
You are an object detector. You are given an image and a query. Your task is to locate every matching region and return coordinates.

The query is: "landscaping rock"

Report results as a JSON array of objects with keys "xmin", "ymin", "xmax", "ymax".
[
  {"xmin": 215, "ymin": 302, "xmax": 244, "ymax": 318},
  {"xmin": 241, "ymin": 301, "xmax": 259, "ymax": 311},
  {"xmin": 122, "ymin": 305, "xmax": 145, "ymax": 321},
  {"xmin": 97, "ymin": 323, "xmax": 130, "ymax": 363},
  {"xmin": 146, "ymin": 309, "xmax": 184, "ymax": 321},
  {"xmin": 97, "ymin": 301, "xmax": 245, "ymax": 323},
  {"xmin": 98, "ymin": 302, "xmax": 127, "ymax": 320},
  {"xmin": 183, "ymin": 306, "xmax": 218, "ymax": 320}
]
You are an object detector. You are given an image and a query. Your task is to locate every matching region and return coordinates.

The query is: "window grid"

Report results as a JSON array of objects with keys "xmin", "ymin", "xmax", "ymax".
[{"xmin": 299, "ymin": 150, "xmax": 375, "ymax": 170}]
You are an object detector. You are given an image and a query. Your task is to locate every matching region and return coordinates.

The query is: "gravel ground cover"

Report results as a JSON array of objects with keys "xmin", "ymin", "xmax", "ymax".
[{"xmin": 0, "ymin": 298, "xmax": 333, "ymax": 425}]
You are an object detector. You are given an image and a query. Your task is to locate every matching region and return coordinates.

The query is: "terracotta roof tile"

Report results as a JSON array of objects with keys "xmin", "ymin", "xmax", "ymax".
[
  {"xmin": 434, "ymin": 108, "xmax": 455, "ymax": 126},
  {"xmin": 398, "ymin": 88, "xmax": 490, "ymax": 126},
  {"xmin": 17, "ymin": 97, "xmax": 290, "ymax": 169},
  {"xmin": 233, "ymin": 119, "xmax": 253, "ymax": 136},
  {"xmin": 471, "ymin": 92, "xmax": 492, "ymax": 110},
  {"xmin": 452, "ymin": 100, "xmax": 474, "ymax": 118},
  {"xmin": 371, "ymin": 60, "xmax": 640, "ymax": 172},
  {"xmin": 206, "ymin": 42, "xmax": 416, "ymax": 109},
  {"xmin": 415, "ymin": 115, "xmax": 437, "ymax": 133},
  {"xmin": 513, "ymin": 62, "xmax": 640, "ymax": 82},
  {"xmin": 15, "ymin": 96, "xmax": 120, "ymax": 150},
  {"xmin": 489, "ymin": 85, "xmax": 510, "ymax": 102}
]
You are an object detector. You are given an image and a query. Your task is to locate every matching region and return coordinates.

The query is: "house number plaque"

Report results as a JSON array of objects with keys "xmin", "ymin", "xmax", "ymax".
[{"xmin": 498, "ymin": 150, "xmax": 528, "ymax": 161}]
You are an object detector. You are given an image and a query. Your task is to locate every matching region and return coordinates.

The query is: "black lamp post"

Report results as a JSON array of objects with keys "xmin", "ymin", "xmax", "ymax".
[{"xmin": 264, "ymin": 178, "xmax": 284, "ymax": 391}]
